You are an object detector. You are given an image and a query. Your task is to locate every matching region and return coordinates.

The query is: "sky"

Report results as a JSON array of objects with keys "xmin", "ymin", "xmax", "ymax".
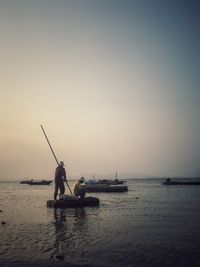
[{"xmin": 0, "ymin": 0, "xmax": 199, "ymax": 180}]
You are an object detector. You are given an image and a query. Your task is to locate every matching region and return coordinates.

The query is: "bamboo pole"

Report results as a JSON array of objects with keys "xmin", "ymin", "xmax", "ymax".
[{"xmin": 40, "ymin": 124, "xmax": 73, "ymax": 195}]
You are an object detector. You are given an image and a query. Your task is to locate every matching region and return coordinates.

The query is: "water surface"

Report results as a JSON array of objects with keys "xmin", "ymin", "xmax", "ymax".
[{"xmin": 0, "ymin": 179, "xmax": 200, "ymax": 267}]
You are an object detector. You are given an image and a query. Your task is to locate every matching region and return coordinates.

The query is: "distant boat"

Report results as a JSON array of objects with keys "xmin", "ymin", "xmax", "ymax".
[
  {"xmin": 84, "ymin": 183, "xmax": 128, "ymax": 192},
  {"xmin": 20, "ymin": 179, "xmax": 52, "ymax": 185},
  {"xmin": 94, "ymin": 179, "xmax": 126, "ymax": 185},
  {"xmin": 20, "ymin": 180, "xmax": 31, "ymax": 184},
  {"xmin": 163, "ymin": 178, "xmax": 200, "ymax": 185},
  {"xmin": 84, "ymin": 177, "xmax": 128, "ymax": 192},
  {"xmin": 97, "ymin": 171, "xmax": 126, "ymax": 185}
]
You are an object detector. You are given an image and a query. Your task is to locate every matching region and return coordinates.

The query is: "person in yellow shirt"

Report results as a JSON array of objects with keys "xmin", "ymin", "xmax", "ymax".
[{"xmin": 73, "ymin": 177, "xmax": 86, "ymax": 200}]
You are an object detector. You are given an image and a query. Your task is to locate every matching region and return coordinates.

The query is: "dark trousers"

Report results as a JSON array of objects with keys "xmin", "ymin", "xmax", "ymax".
[
  {"xmin": 74, "ymin": 188, "xmax": 86, "ymax": 200},
  {"xmin": 54, "ymin": 178, "xmax": 65, "ymax": 200},
  {"xmin": 79, "ymin": 189, "xmax": 86, "ymax": 200}
]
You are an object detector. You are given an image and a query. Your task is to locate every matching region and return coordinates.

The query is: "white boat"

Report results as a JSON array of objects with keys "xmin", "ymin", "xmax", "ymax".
[{"xmin": 84, "ymin": 175, "xmax": 128, "ymax": 192}]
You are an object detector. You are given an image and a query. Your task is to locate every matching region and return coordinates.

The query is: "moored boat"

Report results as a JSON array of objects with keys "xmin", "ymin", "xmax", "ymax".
[
  {"xmin": 85, "ymin": 183, "xmax": 128, "ymax": 192},
  {"xmin": 84, "ymin": 179, "xmax": 128, "ymax": 192},
  {"xmin": 28, "ymin": 179, "xmax": 52, "ymax": 185},
  {"xmin": 163, "ymin": 178, "xmax": 200, "ymax": 185},
  {"xmin": 20, "ymin": 179, "xmax": 52, "ymax": 185},
  {"xmin": 96, "ymin": 179, "xmax": 126, "ymax": 185},
  {"xmin": 20, "ymin": 180, "xmax": 31, "ymax": 184}
]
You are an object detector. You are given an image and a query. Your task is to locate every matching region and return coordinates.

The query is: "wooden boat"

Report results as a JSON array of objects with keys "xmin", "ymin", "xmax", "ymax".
[
  {"xmin": 163, "ymin": 178, "xmax": 200, "ymax": 185},
  {"xmin": 47, "ymin": 195, "xmax": 100, "ymax": 208}
]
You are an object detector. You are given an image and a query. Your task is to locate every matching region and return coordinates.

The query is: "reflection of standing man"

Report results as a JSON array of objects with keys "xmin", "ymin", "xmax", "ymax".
[{"xmin": 54, "ymin": 161, "xmax": 67, "ymax": 200}]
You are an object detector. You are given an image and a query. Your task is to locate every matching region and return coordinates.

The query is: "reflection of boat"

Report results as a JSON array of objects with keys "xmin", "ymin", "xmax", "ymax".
[
  {"xmin": 47, "ymin": 194, "xmax": 99, "ymax": 208},
  {"xmin": 20, "ymin": 179, "xmax": 52, "ymax": 185},
  {"xmin": 163, "ymin": 178, "xmax": 200, "ymax": 185}
]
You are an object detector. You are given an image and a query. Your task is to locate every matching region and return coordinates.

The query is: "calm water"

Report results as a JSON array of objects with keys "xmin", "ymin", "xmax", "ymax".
[{"xmin": 0, "ymin": 179, "xmax": 200, "ymax": 267}]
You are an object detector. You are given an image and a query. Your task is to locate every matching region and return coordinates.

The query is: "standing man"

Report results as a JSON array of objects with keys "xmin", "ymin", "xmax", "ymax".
[{"xmin": 54, "ymin": 161, "xmax": 67, "ymax": 200}]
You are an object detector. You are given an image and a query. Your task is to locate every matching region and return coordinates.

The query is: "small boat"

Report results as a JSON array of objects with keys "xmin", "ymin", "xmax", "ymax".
[
  {"xmin": 28, "ymin": 179, "xmax": 52, "ymax": 185},
  {"xmin": 20, "ymin": 179, "xmax": 52, "ymax": 185},
  {"xmin": 47, "ymin": 194, "xmax": 100, "ymax": 208},
  {"xmin": 163, "ymin": 178, "xmax": 200, "ymax": 185},
  {"xmin": 94, "ymin": 171, "xmax": 126, "ymax": 185},
  {"xmin": 84, "ymin": 178, "xmax": 128, "ymax": 192},
  {"xmin": 84, "ymin": 183, "xmax": 128, "ymax": 192},
  {"xmin": 20, "ymin": 180, "xmax": 31, "ymax": 184},
  {"xmin": 84, "ymin": 172, "xmax": 128, "ymax": 192},
  {"xmin": 96, "ymin": 179, "xmax": 126, "ymax": 185}
]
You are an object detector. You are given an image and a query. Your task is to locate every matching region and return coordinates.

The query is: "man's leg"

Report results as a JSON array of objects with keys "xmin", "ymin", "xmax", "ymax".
[
  {"xmin": 80, "ymin": 189, "xmax": 86, "ymax": 200},
  {"xmin": 54, "ymin": 184, "xmax": 59, "ymax": 200},
  {"xmin": 60, "ymin": 182, "xmax": 65, "ymax": 195}
]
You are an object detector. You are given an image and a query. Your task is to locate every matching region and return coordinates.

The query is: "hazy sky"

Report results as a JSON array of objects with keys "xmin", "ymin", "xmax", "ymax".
[{"xmin": 0, "ymin": 0, "xmax": 199, "ymax": 180}]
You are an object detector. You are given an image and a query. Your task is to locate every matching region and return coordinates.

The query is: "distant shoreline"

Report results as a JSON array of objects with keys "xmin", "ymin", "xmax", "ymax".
[{"xmin": 1, "ymin": 177, "xmax": 200, "ymax": 183}]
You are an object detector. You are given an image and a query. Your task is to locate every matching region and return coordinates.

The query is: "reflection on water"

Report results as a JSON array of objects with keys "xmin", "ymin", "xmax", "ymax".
[
  {"xmin": 0, "ymin": 180, "xmax": 200, "ymax": 267},
  {"xmin": 53, "ymin": 207, "xmax": 87, "ymax": 261},
  {"xmin": 53, "ymin": 208, "xmax": 67, "ymax": 260}
]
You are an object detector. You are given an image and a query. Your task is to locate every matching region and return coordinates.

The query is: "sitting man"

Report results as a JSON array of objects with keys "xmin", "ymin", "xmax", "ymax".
[{"xmin": 73, "ymin": 177, "xmax": 86, "ymax": 200}]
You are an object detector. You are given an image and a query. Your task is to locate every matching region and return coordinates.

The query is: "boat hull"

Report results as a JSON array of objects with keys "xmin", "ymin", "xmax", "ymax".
[
  {"xmin": 85, "ymin": 184, "xmax": 128, "ymax": 192},
  {"xmin": 20, "ymin": 180, "xmax": 30, "ymax": 184},
  {"xmin": 163, "ymin": 181, "xmax": 200, "ymax": 185},
  {"xmin": 20, "ymin": 180, "xmax": 52, "ymax": 185},
  {"xmin": 28, "ymin": 181, "xmax": 52, "ymax": 185}
]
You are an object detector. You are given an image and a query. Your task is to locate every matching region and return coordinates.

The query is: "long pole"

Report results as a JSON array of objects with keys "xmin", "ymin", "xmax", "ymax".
[{"xmin": 40, "ymin": 124, "xmax": 73, "ymax": 195}]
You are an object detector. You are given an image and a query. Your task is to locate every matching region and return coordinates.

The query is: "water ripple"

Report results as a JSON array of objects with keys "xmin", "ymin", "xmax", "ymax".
[{"xmin": 0, "ymin": 181, "xmax": 200, "ymax": 267}]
